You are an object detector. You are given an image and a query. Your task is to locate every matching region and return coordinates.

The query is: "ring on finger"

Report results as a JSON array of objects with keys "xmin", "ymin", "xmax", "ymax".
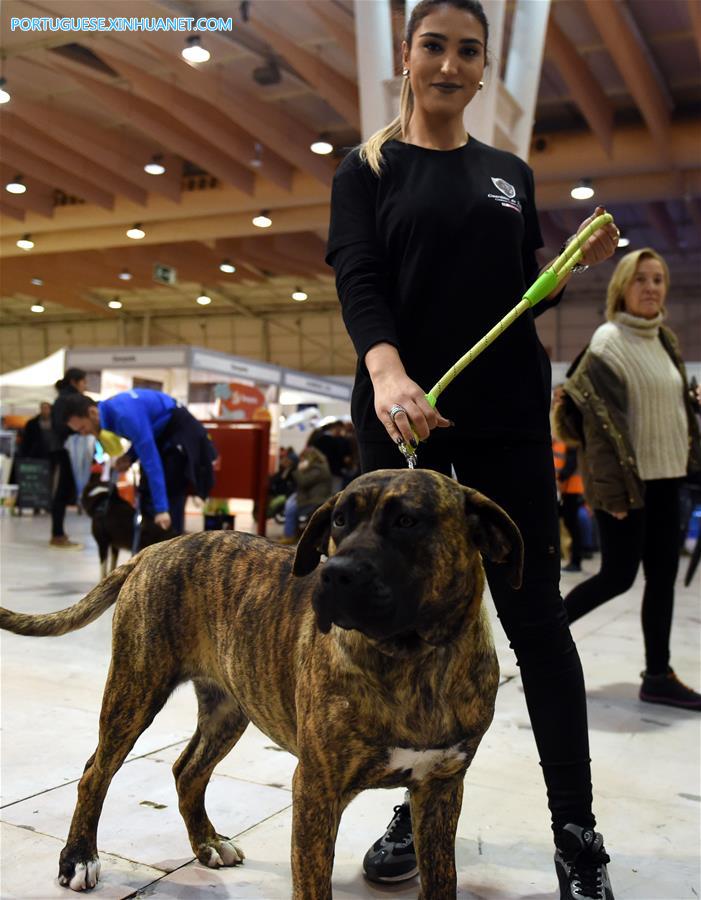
[{"xmin": 388, "ymin": 403, "xmax": 406, "ymax": 425}]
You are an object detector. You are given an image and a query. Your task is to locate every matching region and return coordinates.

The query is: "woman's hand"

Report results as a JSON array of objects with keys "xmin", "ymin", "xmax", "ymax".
[
  {"xmin": 365, "ymin": 343, "xmax": 452, "ymax": 447},
  {"xmin": 576, "ymin": 206, "xmax": 620, "ymax": 267},
  {"xmin": 610, "ymin": 510, "xmax": 628, "ymax": 520},
  {"xmin": 154, "ymin": 511, "xmax": 172, "ymax": 530},
  {"xmin": 374, "ymin": 371, "xmax": 452, "ymax": 446}
]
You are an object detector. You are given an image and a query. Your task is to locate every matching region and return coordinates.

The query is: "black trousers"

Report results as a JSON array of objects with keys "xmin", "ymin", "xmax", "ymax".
[
  {"xmin": 561, "ymin": 493, "xmax": 583, "ymax": 566},
  {"xmin": 360, "ymin": 436, "xmax": 594, "ymax": 836},
  {"xmin": 564, "ymin": 478, "xmax": 682, "ymax": 676},
  {"xmin": 49, "ymin": 449, "xmax": 76, "ymax": 538}
]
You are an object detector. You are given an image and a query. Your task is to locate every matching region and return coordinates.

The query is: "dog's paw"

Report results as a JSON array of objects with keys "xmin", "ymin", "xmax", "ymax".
[
  {"xmin": 58, "ymin": 858, "xmax": 101, "ymax": 891},
  {"xmin": 197, "ymin": 837, "xmax": 245, "ymax": 868}
]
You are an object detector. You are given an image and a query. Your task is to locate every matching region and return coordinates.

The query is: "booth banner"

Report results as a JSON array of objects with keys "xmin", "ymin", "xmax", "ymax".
[{"xmin": 215, "ymin": 382, "xmax": 268, "ymax": 421}]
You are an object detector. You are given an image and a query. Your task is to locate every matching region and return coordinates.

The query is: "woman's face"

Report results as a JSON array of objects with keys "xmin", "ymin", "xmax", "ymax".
[
  {"xmin": 403, "ymin": 6, "xmax": 486, "ymax": 120},
  {"xmin": 623, "ymin": 257, "xmax": 667, "ymax": 319}
]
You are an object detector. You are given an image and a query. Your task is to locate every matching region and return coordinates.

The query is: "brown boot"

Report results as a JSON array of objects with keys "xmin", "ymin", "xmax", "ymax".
[{"xmin": 49, "ymin": 536, "xmax": 84, "ymax": 550}]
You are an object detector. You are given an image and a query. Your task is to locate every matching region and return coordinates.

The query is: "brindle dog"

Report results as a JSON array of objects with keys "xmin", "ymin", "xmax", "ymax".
[{"xmin": 0, "ymin": 469, "xmax": 523, "ymax": 900}]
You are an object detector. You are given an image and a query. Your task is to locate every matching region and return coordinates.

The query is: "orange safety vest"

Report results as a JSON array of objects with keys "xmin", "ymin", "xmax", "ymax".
[{"xmin": 552, "ymin": 440, "xmax": 584, "ymax": 494}]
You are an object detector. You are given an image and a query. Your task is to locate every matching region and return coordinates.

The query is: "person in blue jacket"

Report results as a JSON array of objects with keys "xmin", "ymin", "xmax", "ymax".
[{"xmin": 62, "ymin": 389, "xmax": 217, "ymax": 534}]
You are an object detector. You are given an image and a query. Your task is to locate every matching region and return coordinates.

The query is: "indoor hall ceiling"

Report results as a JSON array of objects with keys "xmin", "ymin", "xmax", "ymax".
[{"xmin": 0, "ymin": 0, "xmax": 700, "ymax": 372}]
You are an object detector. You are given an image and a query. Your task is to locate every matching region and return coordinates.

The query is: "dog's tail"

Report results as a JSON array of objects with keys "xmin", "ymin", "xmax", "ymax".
[{"xmin": 0, "ymin": 557, "xmax": 138, "ymax": 637}]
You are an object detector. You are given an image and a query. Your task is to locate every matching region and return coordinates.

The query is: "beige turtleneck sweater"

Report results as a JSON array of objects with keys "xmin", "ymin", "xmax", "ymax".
[{"xmin": 589, "ymin": 311, "xmax": 688, "ymax": 480}]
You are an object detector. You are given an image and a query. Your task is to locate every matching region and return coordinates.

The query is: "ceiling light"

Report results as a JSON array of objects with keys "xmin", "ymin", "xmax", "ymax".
[
  {"xmin": 118, "ymin": 268, "xmax": 133, "ymax": 281},
  {"xmin": 144, "ymin": 154, "xmax": 166, "ymax": 175},
  {"xmin": 291, "ymin": 287, "xmax": 308, "ymax": 302},
  {"xmin": 16, "ymin": 234, "xmax": 34, "ymax": 250},
  {"xmin": 249, "ymin": 143, "xmax": 263, "ymax": 169},
  {"xmin": 30, "ymin": 304, "xmax": 44, "ymax": 313},
  {"xmin": 0, "ymin": 78, "xmax": 10, "ymax": 104},
  {"xmin": 196, "ymin": 293, "xmax": 212, "ymax": 305},
  {"xmin": 617, "ymin": 234, "xmax": 630, "ymax": 248},
  {"xmin": 30, "ymin": 277, "xmax": 43, "ymax": 286},
  {"xmin": 219, "ymin": 259, "xmax": 236, "ymax": 273},
  {"xmin": 182, "ymin": 35, "xmax": 210, "ymax": 63},
  {"xmin": 108, "ymin": 299, "xmax": 123, "ymax": 309},
  {"xmin": 126, "ymin": 223, "xmax": 145, "ymax": 240},
  {"xmin": 5, "ymin": 175, "xmax": 26, "ymax": 194},
  {"xmin": 310, "ymin": 137, "xmax": 333, "ymax": 155},
  {"xmin": 571, "ymin": 178, "xmax": 594, "ymax": 201},
  {"xmin": 252, "ymin": 210, "xmax": 272, "ymax": 228}
]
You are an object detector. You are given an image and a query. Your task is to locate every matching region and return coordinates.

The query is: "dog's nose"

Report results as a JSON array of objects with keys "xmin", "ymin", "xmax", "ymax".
[{"xmin": 321, "ymin": 556, "xmax": 374, "ymax": 594}]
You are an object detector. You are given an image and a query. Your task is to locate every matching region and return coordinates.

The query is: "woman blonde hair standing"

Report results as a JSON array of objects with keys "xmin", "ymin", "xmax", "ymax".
[
  {"xmin": 326, "ymin": 1, "xmax": 619, "ymax": 897},
  {"xmin": 558, "ymin": 248, "xmax": 701, "ymax": 710}
]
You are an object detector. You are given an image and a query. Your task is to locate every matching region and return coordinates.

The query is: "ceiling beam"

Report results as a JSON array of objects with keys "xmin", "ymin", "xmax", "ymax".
[
  {"xmin": 0, "ymin": 139, "xmax": 115, "ymax": 209},
  {"xmin": 530, "ymin": 121, "xmax": 699, "ymax": 183},
  {"xmin": 536, "ymin": 169, "xmax": 701, "ymax": 210},
  {"xmin": 0, "ymin": 203, "xmax": 330, "ymax": 256},
  {"xmin": 1, "ymin": 113, "xmax": 148, "ymax": 206},
  {"xmin": 0, "ymin": 165, "xmax": 55, "ymax": 219},
  {"xmin": 9, "ymin": 98, "xmax": 182, "ymax": 203},
  {"xmin": 584, "ymin": 0, "xmax": 673, "ymax": 161},
  {"xmin": 141, "ymin": 37, "xmax": 335, "ymax": 186},
  {"xmin": 646, "ymin": 201, "xmax": 679, "ymax": 250},
  {"xmin": 250, "ymin": 15, "xmax": 360, "ymax": 127},
  {"xmin": 688, "ymin": 0, "xmax": 701, "ymax": 62},
  {"xmin": 305, "ymin": 1, "xmax": 357, "ymax": 60},
  {"xmin": 0, "ymin": 203, "xmax": 25, "ymax": 221},
  {"xmin": 545, "ymin": 17, "xmax": 615, "ymax": 156},
  {"xmin": 95, "ymin": 45, "xmax": 295, "ymax": 192},
  {"xmin": 48, "ymin": 60, "xmax": 256, "ymax": 195},
  {"xmin": 0, "ymin": 171, "xmax": 329, "ymax": 237}
]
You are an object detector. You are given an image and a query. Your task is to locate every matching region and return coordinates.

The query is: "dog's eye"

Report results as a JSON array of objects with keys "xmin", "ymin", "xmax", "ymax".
[
  {"xmin": 333, "ymin": 513, "xmax": 346, "ymax": 528},
  {"xmin": 396, "ymin": 514, "xmax": 416, "ymax": 528}
]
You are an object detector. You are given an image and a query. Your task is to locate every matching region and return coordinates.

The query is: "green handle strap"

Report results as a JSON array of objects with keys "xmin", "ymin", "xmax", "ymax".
[{"xmin": 399, "ymin": 212, "xmax": 615, "ymax": 462}]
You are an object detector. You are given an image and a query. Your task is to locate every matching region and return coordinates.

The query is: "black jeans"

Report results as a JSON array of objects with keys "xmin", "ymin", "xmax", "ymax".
[
  {"xmin": 50, "ymin": 449, "xmax": 76, "ymax": 538},
  {"xmin": 564, "ymin": 478, "xmax": 682, "ymax": 676},
  {"xmin": 360, "ymin": 436, "xmax": 594, "ymax": 836}
]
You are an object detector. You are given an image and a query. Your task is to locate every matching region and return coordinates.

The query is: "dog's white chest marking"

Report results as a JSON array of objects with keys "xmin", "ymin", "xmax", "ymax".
[{"xmin": 386, "ymin": 745, "xmax": 467, "ymax": 781}]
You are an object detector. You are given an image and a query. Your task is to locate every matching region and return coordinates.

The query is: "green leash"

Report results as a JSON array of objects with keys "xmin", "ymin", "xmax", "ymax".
[{"xmin": 397, "ymin": 213, "xmax": 615, "ymax": 466}]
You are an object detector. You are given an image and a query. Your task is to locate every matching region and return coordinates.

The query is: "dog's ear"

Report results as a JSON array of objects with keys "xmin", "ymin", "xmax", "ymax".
[
  {"xmin": 462, "ymin": 486, "xmax": 524, "ymax": 589},
  {"xmin": 292, "ymin": 493, "xmax": 340, "ymax": 576}
]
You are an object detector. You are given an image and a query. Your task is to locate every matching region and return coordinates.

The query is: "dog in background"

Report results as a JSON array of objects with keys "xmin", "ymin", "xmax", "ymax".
[
  {"xmin": 81, "ymin": 474, "xmax": 176, "ymax": 578},
  {"xmin": 2, "ymin": 469, "xmax": 522, "ymax": 898}
]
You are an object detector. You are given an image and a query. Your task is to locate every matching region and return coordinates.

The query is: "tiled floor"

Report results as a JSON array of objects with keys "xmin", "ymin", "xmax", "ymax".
[{"xmin": 1, "ymin": 506, "xmax": 699, "ymax": 899}]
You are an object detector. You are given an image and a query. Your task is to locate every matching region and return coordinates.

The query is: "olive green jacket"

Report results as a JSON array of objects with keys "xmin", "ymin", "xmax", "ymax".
[{"xmin": 555, "ymin": 326, "xmax": 701, "ymax": 515}]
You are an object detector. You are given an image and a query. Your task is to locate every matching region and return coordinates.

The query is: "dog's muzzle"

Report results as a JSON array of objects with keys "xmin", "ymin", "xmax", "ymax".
[{"xmin": 314, "ymin": 556, "xmax": 397, "ymax": 636}]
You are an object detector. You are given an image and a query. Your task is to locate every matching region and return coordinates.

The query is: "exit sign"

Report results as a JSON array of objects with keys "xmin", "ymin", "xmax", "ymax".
[{"xmin": 153, "ymin": 263, "xmax": 177, "ymax": 285}]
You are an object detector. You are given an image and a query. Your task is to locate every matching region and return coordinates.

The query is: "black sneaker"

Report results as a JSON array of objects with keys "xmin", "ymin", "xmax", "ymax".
[
  {"xmin": 555, "ymin": 824, "xmax": 613, "ymax": 900},
  {"xmin": 640, "ymin": 668, "xmax": 701, "ymax": 710},
  {"xmin": 363, "ymin": 793, "xmax": 418, "ymax": 883}
]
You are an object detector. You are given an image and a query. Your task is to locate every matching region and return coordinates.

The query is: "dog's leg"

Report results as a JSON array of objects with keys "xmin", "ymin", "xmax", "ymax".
[
  {"xmin": 99, "ymin": 556, "xmax": 107, "ymax": 581},
  {"xmin": 290, "ymin": 763, "xmax": 352, "ymax": 900},
  {"xmin": 410, "ymin": 775, "xmax": 465, "ymax": 900},
  {"xmin": 58, "ymin": 672, "xmax": 174, "ymax": 891},
  {"xmin": 109, "ymin": 547, "xmax": 118, "ymax": 573},
  {"xmin": 173, "ymin": 680, "xmax": 249, "ymax": 869}
]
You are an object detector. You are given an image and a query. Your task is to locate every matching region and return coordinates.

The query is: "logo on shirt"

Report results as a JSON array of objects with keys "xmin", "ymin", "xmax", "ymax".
[
  {"xmin": 491, "ymin": 177, "xmax": 516, "ymax": 198},
  {"xmin": 488, "ymin": 176, "xmax": 521, "ymax": 212}
]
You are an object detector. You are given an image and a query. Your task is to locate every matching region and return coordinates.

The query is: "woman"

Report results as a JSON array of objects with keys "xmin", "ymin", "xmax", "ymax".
[
  {"xmin": 558, "ymin": 248, "xmax": 701, "ymax": 711},
  {"xmin": 279, "ymin": 443, "xmax": 332, "ymax": 544},
  {"xmin": 49, "ymin": 368, "xmax": 87, "ymax": 549},
  {"xmin": 325, "ymin": 1, "xmax": 619, "ymax": 898}
]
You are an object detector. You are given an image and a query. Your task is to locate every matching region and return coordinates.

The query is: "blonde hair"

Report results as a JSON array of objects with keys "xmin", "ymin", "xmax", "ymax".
[
  {"xmin": 359, "ymin": 0, "xmax": 489, "ymax": 177},
  {"xmin": 360, "ymin": 79, "xmax": 414, "ymax": 176},
  {"xmin": 605, "ymin": 247, "xmax": 670, "ymax": 320}
]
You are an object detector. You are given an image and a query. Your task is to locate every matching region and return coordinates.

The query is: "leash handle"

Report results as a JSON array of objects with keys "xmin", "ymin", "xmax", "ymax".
[{"xmin": 398, "ymin": 212, "xmax": 615, "ymax": 464}]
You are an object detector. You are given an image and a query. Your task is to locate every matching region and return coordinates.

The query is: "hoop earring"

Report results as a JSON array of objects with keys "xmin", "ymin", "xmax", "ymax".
[
  {"xmin": 478, "ymin": 80, "xmax": 484, "ymax": 90},
  {"xmin": 402, "ymin": 67, "xmax": 410, "ymax": 78}
]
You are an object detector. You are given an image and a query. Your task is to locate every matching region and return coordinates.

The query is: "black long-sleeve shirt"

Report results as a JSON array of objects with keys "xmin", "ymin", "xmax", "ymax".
[{"xmin": 326, "ymin": 138, "xmax": 561, "ymax": 442}]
